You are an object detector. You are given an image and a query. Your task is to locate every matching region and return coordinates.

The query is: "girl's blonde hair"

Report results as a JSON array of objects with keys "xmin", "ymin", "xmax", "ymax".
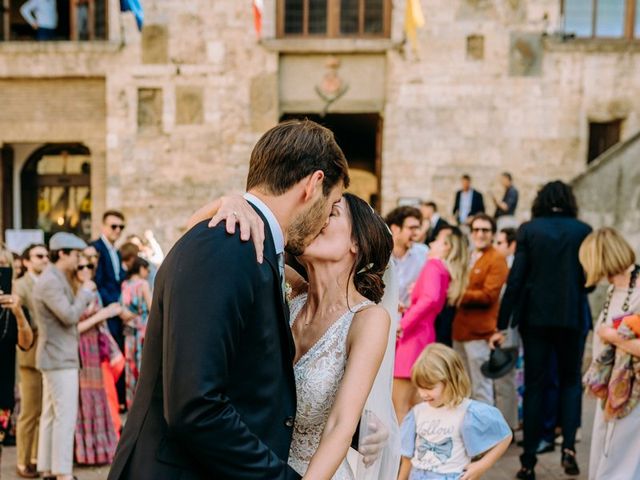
[
  {"xmin": 443, "ymin": 228, "xmax": 469, "ymax": 306},
  {"xmin": 411, "ymin": 343, "xmax": 471, "ymax": 408},
  {"xmin": 579, "ymin": 227, "xmax": 636, "ymax": 287}
]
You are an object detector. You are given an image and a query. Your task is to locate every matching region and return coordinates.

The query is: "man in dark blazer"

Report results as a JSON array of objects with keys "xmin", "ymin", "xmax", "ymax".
[
  {"xmin": 107, "ymin": 120, "xmax": 350, "ymax": 480},
  {"xmin": 452, "ymin": 174, "xmax": 485, "ymax": 225},
  {"xmin": 91, "ymin": 210, "xmax": 127, "ymax": 328},
  {"xmin": 493, "ymin": 181, "xmax": 592, "ymax": 479},
  {"xmin": 420, "ymin": 201, "xmax": 449, "ymax": 245},
  {"xmin": 92, "ymin": 210, "xmax": 129, "ymax": 405}
]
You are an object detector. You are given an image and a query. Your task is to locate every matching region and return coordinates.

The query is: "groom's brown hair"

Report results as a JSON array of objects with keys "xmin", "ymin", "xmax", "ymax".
[{"xmin": 246, "ymin": 119, "xmax": 350, "ymax": 196}]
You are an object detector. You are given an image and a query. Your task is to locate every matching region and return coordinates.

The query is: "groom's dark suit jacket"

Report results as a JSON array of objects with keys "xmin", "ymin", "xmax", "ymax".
[{"xmin": 108, "ymin": 212, "xmax": 300, "ymax": 480}]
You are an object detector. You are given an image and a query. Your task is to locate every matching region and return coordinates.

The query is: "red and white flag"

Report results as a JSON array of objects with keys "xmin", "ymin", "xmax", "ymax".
[{"xmin": 253, "ymin": 0, "xmax": 264, "ymax": 38}]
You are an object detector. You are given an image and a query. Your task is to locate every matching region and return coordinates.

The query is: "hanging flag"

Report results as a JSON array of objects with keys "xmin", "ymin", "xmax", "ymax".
[
  {"xmin": 121, "ymin": 0, "xmax": 144, "ymax": 31},
  {"xmin": 404, "ymin": 0, "xmax": 425, "ymax": 54},
  {"xmin": 253, "ymin": 0, "xmax": 264, "ymax": 38}
]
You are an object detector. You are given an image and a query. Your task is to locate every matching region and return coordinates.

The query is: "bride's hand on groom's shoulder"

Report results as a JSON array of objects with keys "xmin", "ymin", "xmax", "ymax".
[{"xmin": 208, "ymin": 194, "xmax": 266, "ymax": 263}]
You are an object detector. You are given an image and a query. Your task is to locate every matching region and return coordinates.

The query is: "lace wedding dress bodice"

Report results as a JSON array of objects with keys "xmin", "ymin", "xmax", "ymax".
[{"xmin": 287, "ymin": 293, "xmax": 372, "ymax": 479}]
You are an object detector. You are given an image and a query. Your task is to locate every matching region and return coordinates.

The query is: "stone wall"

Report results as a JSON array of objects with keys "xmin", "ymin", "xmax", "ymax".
[
  {"xmin": 381, "ymin": 0, "xmax": 640, "ymax": 222},
  {"xmin": 572, "ymin": 131, "xmax": 640, "ymax": 254},
  {"xmin": 103, "ymin": 0, "xmax": 278, "ymax": 246},
  {"xmin": 2, "ymin": 0, "xmax": 640, "ymax": 251}
]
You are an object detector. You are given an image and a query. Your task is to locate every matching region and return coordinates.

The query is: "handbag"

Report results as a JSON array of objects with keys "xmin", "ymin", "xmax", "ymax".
[{"xmin": 584, "ymin": 315, "xmax": 640, "ymax": 420}]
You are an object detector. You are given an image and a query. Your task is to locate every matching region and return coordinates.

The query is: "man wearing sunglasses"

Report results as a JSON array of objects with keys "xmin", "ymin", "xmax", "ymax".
[
  {"xmin": 14, "ymin": 244, "xmax": 49, "ymax": 478},
  {"xmin": 91, "ymin": 210, "xmax": 129, "ymax": 408},
  {"xmin": 452, "ymin": 213, "xmax": 508, "ymax": 405},
  {"xmin": 32, "ymin": 233, "xmax": 96, "ymax": 480}
]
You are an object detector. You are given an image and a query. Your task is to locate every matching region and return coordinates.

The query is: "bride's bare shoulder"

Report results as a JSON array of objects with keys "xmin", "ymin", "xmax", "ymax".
[{"xmin": 352, "ymin": 304, "xmax": 390, "ymax": 329}]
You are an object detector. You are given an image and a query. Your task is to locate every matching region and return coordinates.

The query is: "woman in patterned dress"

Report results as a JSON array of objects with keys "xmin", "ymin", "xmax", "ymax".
[
  {"xmin": 120, "ymin": 256, "xmax": 152, "ymax": 409},
  {"xmin": 74, "ymin": 254, "xmax": 121, "ymax": 465}
]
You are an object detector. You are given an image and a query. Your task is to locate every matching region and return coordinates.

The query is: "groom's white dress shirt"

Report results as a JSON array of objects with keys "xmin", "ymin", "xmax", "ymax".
[{"xmin": 244, "ymin": 193, "xmax": 286, "ymax": 296}]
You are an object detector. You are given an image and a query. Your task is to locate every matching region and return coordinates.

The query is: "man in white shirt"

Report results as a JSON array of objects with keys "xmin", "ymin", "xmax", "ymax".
[
  {"xmin": 20, "ymin": 0, "xmax": 58, "ymax": 41},
  {"xmin": 453, "ymin": 174, "xmax": 485, "ymax": 225},
  {"xmin": 385, "ymin": 206, "xmax": 428, "ymax": 315},
  {"xmin": 91, "ymin": 210, "xmax": 133, "ymax": 408}
]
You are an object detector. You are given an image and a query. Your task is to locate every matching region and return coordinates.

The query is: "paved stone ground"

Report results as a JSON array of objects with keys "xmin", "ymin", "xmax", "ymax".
[{"xmin": 0, "ymin": 396, "xmax": 594, "ymax": 480}]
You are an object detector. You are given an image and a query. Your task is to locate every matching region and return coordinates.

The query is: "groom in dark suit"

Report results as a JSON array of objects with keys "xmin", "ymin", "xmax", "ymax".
[{"xmin": 108, "ymin": 120, "xmax": 350, "ymax": 479}]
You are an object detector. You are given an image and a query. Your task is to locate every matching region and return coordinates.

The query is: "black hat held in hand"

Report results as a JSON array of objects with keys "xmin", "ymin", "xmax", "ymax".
[{"xmin": 481, "ymin": 346, "xmax": 518, "ymax": 379}]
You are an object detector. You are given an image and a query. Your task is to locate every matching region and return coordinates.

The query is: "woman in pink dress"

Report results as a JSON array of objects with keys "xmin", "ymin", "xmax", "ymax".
[{"xmin": 393, "ymin": 225, "xmax": 469, "ymax": 422}]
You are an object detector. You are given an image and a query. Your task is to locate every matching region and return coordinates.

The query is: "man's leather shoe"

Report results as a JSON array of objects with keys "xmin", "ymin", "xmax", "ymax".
[
  {"xmin": 516, "ymin": 467, "xmax": 535, "ymax": 480},
  {"xmin": 16, "ymin": 465, "xmax": 40, "ymax": 478},
  {"xmin": 562, "ymin": 449, "xmax": 580, "ymax": 476}
]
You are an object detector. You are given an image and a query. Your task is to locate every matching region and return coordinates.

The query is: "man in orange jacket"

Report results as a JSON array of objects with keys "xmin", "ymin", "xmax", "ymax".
[{"xmin": 452, "ymin": 213, "xmax": 509, "ymax": 405}]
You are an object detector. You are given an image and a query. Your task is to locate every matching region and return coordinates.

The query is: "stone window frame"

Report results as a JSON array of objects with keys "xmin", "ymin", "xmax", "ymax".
[
  {"xmin": 562, "ymin": 0, "xmax": 639, "ymax": 40},
  {"xmin": 276, "ymin": 0, "xmax": 392, "ymax": 39}
]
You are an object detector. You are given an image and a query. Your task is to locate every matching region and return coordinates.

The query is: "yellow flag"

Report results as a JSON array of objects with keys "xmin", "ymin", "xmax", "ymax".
[{"xmin": 405, "ymin": 0, "xmax": 425, "ymax": 53}]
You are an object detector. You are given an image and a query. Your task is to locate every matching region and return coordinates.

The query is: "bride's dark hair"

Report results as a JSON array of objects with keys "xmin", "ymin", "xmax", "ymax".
[{"xmin": 343, "ymin": 193, "xmax": 393, "ymax": 304}]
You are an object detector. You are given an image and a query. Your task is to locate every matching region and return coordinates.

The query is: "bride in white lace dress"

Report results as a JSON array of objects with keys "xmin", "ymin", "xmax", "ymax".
[
  {"xmin": 195, "ymin": 191, "xmax": 396, "ymax": 479},
  {"xmin": 283, "ymin": 193, "xmax": 393, "ymax": 479}
]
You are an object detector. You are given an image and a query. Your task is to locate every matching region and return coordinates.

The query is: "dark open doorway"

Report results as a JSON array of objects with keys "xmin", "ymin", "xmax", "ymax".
[
  {"xmin": 280, "ymin": 113, "xmax": 383, "ymax": 211},
  {"xmin": 1, "ymin": 145, "xmax": 14, "ymax": 234}
]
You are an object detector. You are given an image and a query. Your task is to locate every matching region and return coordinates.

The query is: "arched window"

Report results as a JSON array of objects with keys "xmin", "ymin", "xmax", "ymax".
[{"xmin": 21, "ymin": 143, "xmax": 92, "ymax": 241}]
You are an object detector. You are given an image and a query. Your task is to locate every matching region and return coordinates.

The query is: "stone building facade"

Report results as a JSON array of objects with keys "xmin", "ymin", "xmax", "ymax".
[{"xmin": 1, "ymin": 0, "xmax": 639, "ymax": 250}]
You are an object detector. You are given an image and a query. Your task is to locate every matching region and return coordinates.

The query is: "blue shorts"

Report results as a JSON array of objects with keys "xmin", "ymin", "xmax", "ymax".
[{"xmin": 410, "ymin": 469, "xmax": 462, "ymax": 480}]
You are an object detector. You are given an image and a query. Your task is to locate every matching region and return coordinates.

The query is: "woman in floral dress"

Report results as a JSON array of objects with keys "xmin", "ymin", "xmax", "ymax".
[
  {"xmin": 121, "ymin": 256, "xmax": 152, "ymax": 409},
  {"xmin": 74, "ymin": 255, "xmax": 121, "ymax": 465}
]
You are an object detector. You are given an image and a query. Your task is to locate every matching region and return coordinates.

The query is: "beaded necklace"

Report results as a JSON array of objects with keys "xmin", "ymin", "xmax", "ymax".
[{"xmin": 601, "ymin": 265, "xmax": 639, "ymax": 323}]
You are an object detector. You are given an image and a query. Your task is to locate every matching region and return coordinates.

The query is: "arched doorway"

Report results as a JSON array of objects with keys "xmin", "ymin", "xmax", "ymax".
[{"xmin": 21, "ymin": 143, "xmax": 92, "ymax": 242}]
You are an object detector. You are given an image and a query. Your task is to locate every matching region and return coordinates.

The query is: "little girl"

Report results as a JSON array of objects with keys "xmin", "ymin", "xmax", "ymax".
[{"xmin": 399, "ymin": 343, "xmax": 512, "ymax": 480}]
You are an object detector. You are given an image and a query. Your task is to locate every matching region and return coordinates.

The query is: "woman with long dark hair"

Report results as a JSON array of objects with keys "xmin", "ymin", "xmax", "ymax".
[{"xmin": 494, "ymin": 181, "xmax": 592, "ymax": 479}]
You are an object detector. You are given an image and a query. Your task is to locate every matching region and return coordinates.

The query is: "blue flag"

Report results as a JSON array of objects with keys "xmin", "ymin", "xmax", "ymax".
[{"xmin": 120, "ymin": 0, "xmax": 144, "ymax": 30}]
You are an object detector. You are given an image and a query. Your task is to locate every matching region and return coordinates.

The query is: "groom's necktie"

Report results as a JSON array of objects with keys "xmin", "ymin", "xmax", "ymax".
[{"xmin": 277, "ymin": 252, "xmax": 286, "ymax": 302}]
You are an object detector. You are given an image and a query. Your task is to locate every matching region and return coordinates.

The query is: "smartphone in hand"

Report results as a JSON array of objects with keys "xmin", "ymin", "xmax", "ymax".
[{"xmin": 0, "ymin": 267, "xmax": 12, "ymax": 295}]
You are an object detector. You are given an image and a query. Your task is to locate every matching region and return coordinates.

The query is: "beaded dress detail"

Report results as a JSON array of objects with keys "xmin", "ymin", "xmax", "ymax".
[{"xmin": 287, "ymin": 293, "xmax": 372, "ymax": 479}]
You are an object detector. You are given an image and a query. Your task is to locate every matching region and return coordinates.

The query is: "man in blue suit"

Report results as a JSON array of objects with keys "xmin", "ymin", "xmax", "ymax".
[{"xmin": 91, "ymin": 210, "xmax": 129, "ymax": 406}]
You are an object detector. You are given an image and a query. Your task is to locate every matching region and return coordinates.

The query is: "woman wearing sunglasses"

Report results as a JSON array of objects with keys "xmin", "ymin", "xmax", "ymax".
[{"xmin": 74, "ymin": 254, "xmax": 122, "ymax": 466}]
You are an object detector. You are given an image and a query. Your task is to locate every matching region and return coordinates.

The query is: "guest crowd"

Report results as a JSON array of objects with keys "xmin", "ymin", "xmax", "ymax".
[
  {"xmin": 390, "ymin": 174, "xmax": 640, "ymax": 480},
  {"xmin": 0, "ymin": 171, "xmax": 639, "ymax": 480},
  {"xmin": 0, "ymin": 210, "xmax": 160, "ymax": 480}
]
